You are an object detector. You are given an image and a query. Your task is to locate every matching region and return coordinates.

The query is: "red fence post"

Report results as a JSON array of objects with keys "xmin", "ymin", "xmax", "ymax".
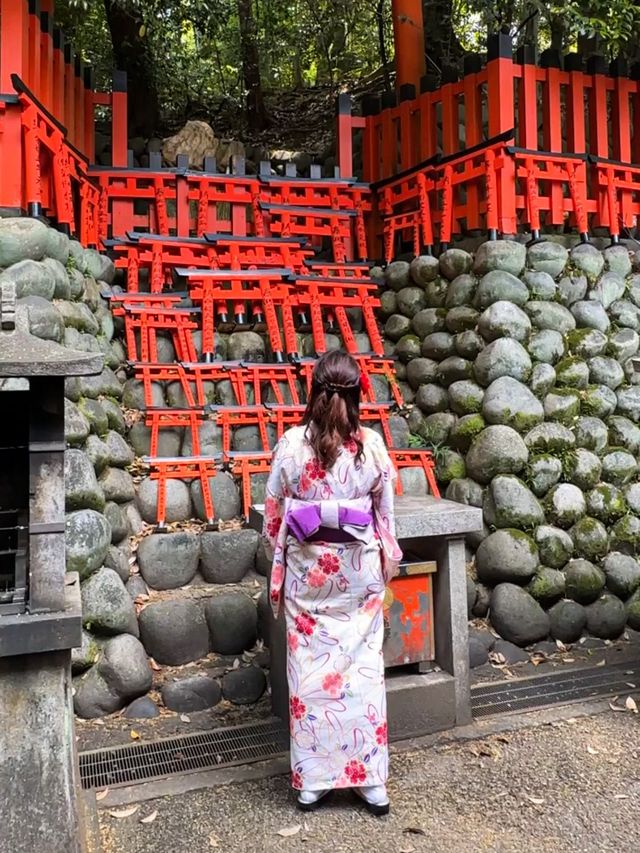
[
  {"xmin": 611, "ymin": 58, "xmax": 634, "ymax": 232},
  {"xmin": 0, "ymin": 0, "xmax": 29, "ymax": 213},
  {"xmin": 587, "ymin": 55, "xmax": 610, "ymax": 233},
  {"xmin": 74, "ymin": 56, "xmax": 85, "ymax": 151},
  {"xmin": 52, "ymin": 28, "xmax": 65, "ymax": 125},
  {"xmin": 84, "ymin": 65, "xmax": 95, "ymax": 163},
  {"xmin": 486, "ymin": 32, "xmax": 517, "ymax": 236},
  {"xmin": 1, "ymin": 0, "xmax": 29, "ymax": 90},
  {"xmin": 111, "ymin": 70, "xmax": 128, "ymax": 167},
  {"xmin": 63, "ymin": 43, "xmax": 76, "ymax": 143},
  {"xmin": 336, "ymin": 93, "xmax": 354, "ymax": 178},
  {"xmin": 391, "ymin": 0, "xmax": 426, "ymax": 91}
]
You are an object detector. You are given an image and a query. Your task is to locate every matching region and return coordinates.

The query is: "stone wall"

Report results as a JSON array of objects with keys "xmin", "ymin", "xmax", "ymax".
[
  {"xmin": 378, "ymin": 238, "xmax": 640, "ymax": 651},
  {"xmin": 0, "ymin": 217, "xmax": 274, "ymax": 720}
]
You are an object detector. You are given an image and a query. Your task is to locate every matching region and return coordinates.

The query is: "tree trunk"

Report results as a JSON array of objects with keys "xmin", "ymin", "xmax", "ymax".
[
  {"xmin": 421, "ymin": 0, "xmax": 465, "ymax": 78},
  {"xmin": 103, "ymin": 0, "xmax": 159, "ymax": 138},
  {"xmin": 237, "ymin": 0, "xmax": 269, "ymax": 130}
]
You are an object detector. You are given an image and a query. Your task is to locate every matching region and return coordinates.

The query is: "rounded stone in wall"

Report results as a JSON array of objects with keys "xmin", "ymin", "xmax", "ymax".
[
  {"xmin": 205, "ymin": 593, "xmax": 257, "ymax": 654},
  {"xmin": 448, "ymin": 380, "xmax": 484, "ymax": 415},
  {"xmin": 102, "ymin": 398, "xmax": 127, "ymax": 435},
  {"xmin": 527, "ymin": 455, "xmax": 562, "ymax": 498},
  {"xmin": 396, "ymin": 286, "xmax": 426, "ymax": 317},
  {"xmin": 445, "ymin": 274, "xmax": 476, "ymax": 307},
  {"xmin": 454, "ymin": 330, "xmax": 485, "ymax": 359},
  {"xmin": 406, "ymin": 357, "xmax": 438, "ymax": 388},
  {"xmin": 233, "ymin": 424, "xmax": 277, "ymax": 452},
  {"xmin": 99, "ymin": 468, "xmax": 136, "ymax": 503},
  {"xmin": 395, "ymin": 334, "xmax": 422, "ymax": 362},
  {"xmin": 476, "ymin": 270, "xmax": 529, "ymax": 309},
  {"xmin": 398, "ymin": 465, "xmax": 428, "ymax": 496},
  {"xmin": 222, "ymin": 666, "xmax": 266, "ymax": 705},
  {"xmin": 610, "ymin": 514, "xmax": 640, "ymax": 554},
  {"xmin": 128, "ymin": 422, "xmax": 182, "ymax": 457},
  {"xmin": 18, "ymin": 294, "xmax": 64, "ymax": 341},
  {"xmin": 524, "ymin": 270, "xmax": 556, "ymax": 301},
  {"xmin": 181, "ymin": 420, "xmax": 224, "ymax": 457},
  {"xmin": 191, "ymin": 472, "xmax": 241, "ymax": 522},
  {"xmin": 81, "ymin": 567, "xmax": 139, "ymax": 637},
  {"xmin": 65, "ymin": 509, "xmax": 112, "ymax": 579},
  {"xmin": 525, "ymin": 301, "xmax": 576, "ymax": 335},
  {"xmin": 482, "ymin": 475, "xmax": 544, "ymax": 529},
  {"xmin": 566, "ymin": 328, "xmax": 608, "ymax": 359},
  {"xmin": 565, "ymin": 448, "xmax": 602, "ymax": 491},
  {"xmin": 581, "ymin": 384, "xmax": 617, "ymax": 419},
  {"xmin": 609, "ymin": 299, "xmax": 640, "ymax": 331},
  {"xmin": 473, "ymin": 241, "xmax": 526, "ymax": 277},
  {"xmin": 528, "ymin": 567, "xmax": 566, "ymax": 604},
  {"xmin": 161, "ymin": 675, "xmax": 222, "ymax": 712},
  {"xmin": 415, "ymin": 383, "xmax": 449, "ymax": 414},
  {"xmin": 524, "ymin": 422, "xmax": 575, "ymax": 453},
  {"xmin": 384, "ymin": 313, "xmax": 412, "ymax": 341},
  {"xmin": 608, "ymin": 329, "xmax": 640, "ymax": 363},
  {"xmin": 574, "ymin": 417, "xmax": 607, "ymax": 453},
  {"xmin": 0, "ymin": 217, "xmax": 49, "ymax": 266},
  {"xmin": 85, "ymin": 435, "xmax": 110, "ymax": 474},
  {"xmin": 602, "ymin": 552, "xmax": 640, "ymax": 598},
  {"xmin": 439, "ymin": 249, "xmax": 473, "ymax": 281},
  {"xmin": 227, "ymin": 331, "xmax": 265, "ymax": 362},
  {"xmin": 481, "ymin": 376, "xmax": 543, "ymax": 431},
  {"xmin": 478, "ymin": 300, "xmax": 531, "ymax": 343},
  {"xmin": 437, "ymin": 356, "xmax": 473, "ymax": 386},
  {"xmin": 608, "ymin": 416, "xmax": 640, "ymax": 455},
  {"xmin": 412, "ymin": 307, "xmax": 446, "ymax": 337},
  {"xmin": 65, "ymin": 398, "xmax": 90, "ymax": 447},
  {"xmin": 603, "ymin": 244, "xmax": 632, "ymax": 277},
  {"xmin": 65, "ymin": 449, "xmax": 105, "ymax": 513},
  {"xmin": 548, "ymin": 599, "xmax": 587, "ymax": 643},
  {"xmin": 200, "ymin": 530, "xmax": 259, "ymax": 584},
  {"xmin": 122, "ymin": 379, "xmax": 165, "ymax": 410},
  {"xmin": 564, "ymin": 559, "xmax": 605, "ymax": 604},
  {"xmin": 445, "ymin": 477, "xmax": 484, "ymax": 508},
  {"xmin": 570, "ymin": 300, "xmax": 610, "ymax": 333},
  {"xmin": 527, "ymin": 241, "xmax": 568, "ymax": 277},
  {"xmin": 585, "ymin": 594, "xmax": 626, "ymax": 639},
  {"xmin": 421, "ymin": 332, "xmax": 455, "ymax": 361},
  {"xmin": 527, "ymin": 329, "xmax": 564, "ymax": 364},
  {"xmin": 1, "ymin": 258, "xmax": 56, "ymax": 300},
  {"xmin": 139, "ymin": 600, "xmax": 209, "ymax": 665},
  {"xmin": 534, "ymin": 525, "xmax": 573, "ymax": 569},
  {"xmin": 137, "ymin": 477, "xmax": 192, "ymax": 524},
  {"xmin": 570, "ymin": 243, "xmax": 605, "ymax": 279},
  {"xmin": 419, "ymin": 412, "xmax": 457, "ymax": 443},
  {"xmin": 465, "ymin": 424, "xmax": 528, "ymax": 484},
  {"xmin": 78, "ymin": 398, "xmax": 109, "ymax": 436},
  {"xmin": 545, "ymin": 484, "xmax": 586, "ymax": 529},
  {"xmin": 138, "ymin": 532, "xmax": 200, "ymax": 590},
  {"xmin": 489, "ymin": 583, "xmax": 549, "ymax": 646},
  {"xmin": 588, "ymin": 356, "xmax": 625, "ymax": 390},
  {"xmin": 544, "ymin": 389, "xmax": 580, "ymax": 424},
  {"xmin": 557, "ymin": 274, "xmax": 588, "ymax": 306},
  {"xmin": 616, "ymin": 385, "xmax": 640, "ymax": 422},
  {"xmin": 475, "ymin": 528, "xmax": 538, "ymax": 585},
  {"xmin": 529, "ymin": 364, "xmax": 556, "ymax": 398},
  {"xmin": 473, "ymin": 338, "xmax": 531, "ymax": 386},
  {"xmin": 586, "ymin": 484, "xmax": 627, "ymax": 523},
  {"xmin": 385, "ymin": 260, "xmax": 411, "ymax": 291},
  {"xmin": 379, "ymin": 291, "xmax": 397, "ymax": 317},
  {"xmin": 445, "ymin": 306, "xmax": 480, "ymax": 334},
  {"xmin": 555, "ymin": 357, "xmax": 589, "ymax": 389},
  {"xmin": 588, "ymin": 271, "xmax": 625, "ymax": 309},
  {"xmin": 601, "ymin": 448, "xmax": 638, "ymax": 486},
  {"xmin": 448, "ymin": 414, "xmax": 485, "ymax": 452},
  {"xmin": 623, "ymin": 482, "xmax": 640, "ymax": 514},
  {"xmin": 627, "ymin": 589, "xmax": 640, "ymax": 630},
  {"xmin": 424, "ymin": 277, "xmax": 448, "ymax": 308},
  {"xmin": 570, "ymin": 517, "xmax": 609, "ymax": 560}
]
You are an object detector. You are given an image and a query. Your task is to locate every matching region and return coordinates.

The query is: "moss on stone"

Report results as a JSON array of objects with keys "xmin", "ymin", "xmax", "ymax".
[
  {"xmin": 565, "ymin": 328, "xmax": 594, "ymax": 352},
  {"xmin": 528, "ymin": 567, "xmax": 566, "ymax": 603}
]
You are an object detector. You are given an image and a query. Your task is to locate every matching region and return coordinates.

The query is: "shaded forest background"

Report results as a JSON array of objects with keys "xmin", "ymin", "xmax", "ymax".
[{"xmin": 57, "ymin": 0, "xmax": 640, "ymax": 150}]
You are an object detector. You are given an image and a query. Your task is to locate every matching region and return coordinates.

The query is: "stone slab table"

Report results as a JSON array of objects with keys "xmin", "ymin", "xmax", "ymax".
[{"xmin": 250, "ymin": 495, "xmax": 483, "ymax": 740}]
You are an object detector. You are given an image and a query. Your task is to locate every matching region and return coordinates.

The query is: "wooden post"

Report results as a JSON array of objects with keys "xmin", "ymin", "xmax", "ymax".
[
  {"xmin": 336, "ymin": 93, "xmax": 354, "ymax": 178},
  {"xmin": 52, "ymin": 28, "xmax": 64, "ymax": 125},
  {"xmin": 27, "ymin": 0, "xmax": 41, "ymax": 94},
  {"xmin": 84, "ymin": 65, "xmax": 95, "ymax": 163},
  {"xmin": 0, "ymin": 0, "xmax": 29, "ymax": 90},
  {"xmin": 0, "ymin": 0, "xmax": 29, "ymax": 213},
  {"xmin": 391, "ymin": 0, "xmax": 426, "ymax": 91},
  {"xmin": 74, "ymin": 56, "xmax": 84, "ymax": 150},
  {"xmin": 486, "ymin": 32, "xmax": 517, "ymax": 236},
  {"xmin": 39, "ymin": 9, "xmax": 53, "ymax": 112},
  {"xmin": 63, "ymin": 43, "xmax": 75, "ymax": 143}
]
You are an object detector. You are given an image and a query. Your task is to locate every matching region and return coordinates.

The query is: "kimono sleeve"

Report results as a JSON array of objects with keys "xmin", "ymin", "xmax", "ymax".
[
  {"xmin": 370, "ymin": 433, "xmax": 401, "ymax": 581},
  {"xmin": 262, "ymin": 436, "xmax": 287, "ymax": 561}
]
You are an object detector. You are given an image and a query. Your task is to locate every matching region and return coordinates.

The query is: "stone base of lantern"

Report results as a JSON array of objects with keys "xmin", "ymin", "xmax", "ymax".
[{"xmin": 0, "ymin": 573, "xmax": 84, "ymax": 853}]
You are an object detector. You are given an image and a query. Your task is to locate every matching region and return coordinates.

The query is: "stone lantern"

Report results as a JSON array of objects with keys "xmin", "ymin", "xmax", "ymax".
[{"xmin": 0, "ymin": 280, "xmax": 102, "ymax": 853}]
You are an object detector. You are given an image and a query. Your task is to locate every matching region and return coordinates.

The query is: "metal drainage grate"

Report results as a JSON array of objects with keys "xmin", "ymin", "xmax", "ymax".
[
  {"xmin": 471, "ymin": 660, "xmax": 640, "ymax": 718},
  {"xmin": 79, "ymin": 719, "xmax": 289, "ymax": 791}
]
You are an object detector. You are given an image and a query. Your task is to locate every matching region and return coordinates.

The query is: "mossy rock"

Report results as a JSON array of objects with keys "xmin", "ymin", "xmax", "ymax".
[
  {"xmin": 610, "ymin": 514, "xmax": 640, "ymax": 554},
  {"xmin": 607, "ymin": 416, "xmax": 640, "ymax": 455},
  {"xmin": 524, "ymin": 422, "xmax": 575, "ymax": 454},
  {"xmin": 555, "ymin": 357, "xmax": 589, "ymax": 389},
  {"xmin": 529, "ymin": 363, "xmax": 556, "ymax": 398},
  {"xmin": 483, "ymin": 475, "xmax": 545, "ymax": 530},
  {"xmin": 585, "ymin": 484, "xmax": 627, "ymax": 523},
  {"xmin": 528, "ymin": 329, "xmax": 564, "ymax": 364},
  {"xmin": 526, "ymin": 454, "xmax": 563, "ymax": 498},
  {"xmin": 466, "ymin": 425, "xmax": 529, "ymax": 485},
  {"xmin": 569, "ymin": 517, "xmax": 609, "ymax": 560},
  {"xmin": 534, "ymin": 525, "xmax": 573, "ymax": 569},
  {"xmin": 579, "ymin": 384, "xmax": 617, "ymax": 419},
  {"xmin": 421, "ymin": 331, "xmax": 456, "ymax": 362},
  {"xmin": 412, "ymin": 308, "xmax": 447, "ymax": 337},
  {"xmin": 395, "ymin": 334, "xmax": 422, "ymax": 362},
  {"xmin": 585, "ymin": 593, "xmax": 627, "ymax": 639},
  {"xmin": 437, "ymin": 356, "xmax": 473, "ymax": 387},
  {"xmin": 445, "ymin": 306, "xmax": 480, "ymax": 334},
  {"xmin": 543, "ymin": 388, "xmax": 581, "ymax": 424},
  {"xmin": 564, "ymin": 559, "xmax": 606, "ymax": 604},
  {"xmin": 602, "ymin": 552, "xmax": 640, "ymax": 598},
  {"xmin": 548, "ymin": 599, "xmax": 587, "ymax": 642},
  {"xmin": 449, "ymin": 414, "xmax": 486, "ymax": 452},
  {"xmin": 626, "ymin": 588, "xmax": 640, "ymax": 630},
  {"xmin": 475, "ymin": 528, "xmax": 539, "ymax": 585},
  {"xmin": 563, "ymin": 448, "xmax": 602, "ymax": 491},
  {"xmin": 419, "ymin": 412, "xmax": 457, "ymax": 444},
  {"xmin": 544, "ymin": 483, "xmax": 586, "ymax": 529},
  {"xmin": 448, "ymin": 379, "xmax": 484, "ymax": 415},
  {"xmin": 406, "ymin": 357, "xmax": 439, "ymax": 389},
  {"xmin": 565, "ymin": 328, "xmax": 608, "ymax": 359},
  {"xmin": 607, "ymin": 328, "xmax": 639, "ymax": 363},
  {"xmin": 444, "ymin": 273, "xmax": 476, "ymax": 306},
  {"xmin": 528, "ymin": 567, "xmax": 566, "ymax": 604},
  {"xmin": 600, "ymin": 448, "xmax": 638, "ymax": 486},
  {"xmin": 435, "ymin": 448, "xmax": 466, "ymax": 484},
  {"xmin": 573, "ymin": 416, "xmax": 608, "ymax": 453},
  {"xmin": 415, "ymin": 383, "xmax": 449, "ymax": 414},
  {"xmin": 445, "ymin": 477, "xmax": 484, "ymax": 507},
  {"xmin": 454, "ymin": 329, "xmax": 485, "ymax": 359}
]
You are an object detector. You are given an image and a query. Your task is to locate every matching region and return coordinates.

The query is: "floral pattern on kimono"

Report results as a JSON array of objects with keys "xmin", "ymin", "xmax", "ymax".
[{"xmin": 262, "ymin": 426, "xmax": 400, "ymax": 792}]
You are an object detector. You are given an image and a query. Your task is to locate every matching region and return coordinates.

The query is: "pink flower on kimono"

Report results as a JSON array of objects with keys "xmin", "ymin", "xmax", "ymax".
[
  {"xmin": 307, "ymin": 567, "xmax": 327, "ymax": 588},
  {"xmin": 294, "ymin": 612, "xmax": 317, "ymax": 635},
  {"xmin": 269, "ymin": 587, "xmax": 279, "ymax": 604},
  {"xmin": 375, "ymin": 722, "xmax": 388, "ymax": 745},
  {"xmin": 322, "ymin": 672, "xmax": 344, "ymax": 696},
  {"xmin": 271, "ymin": 563, "xmax": 284, "ymax": 586},
  {"xmin": 266, "ymin": 516, "xmax": 281, "ymax": 538},
  {"xmin": 287, "ymin": 631, "xmax": 299, "ymax": 652},
  {"xmin": 290, "ymin": 695, "xmax": 307, "ymax": 720},
  {"xmin": 318, "ymin": 553, "xmax": 340, "ymax": 575},
  {"xmin": 344, "ymin": 759, "xmax": 367, "ymax": 785},
  {"xmin": 363, "ymin": 596, "xmax": 381, "ymax": 613},
  {"xmin": 304, "ymin": 459, "xmax": 326, "ymax": 481},
  {"xmin": 343, "ymin": 437, "xmax": 358, "ymax": 454},
  {"xmin": 291, "ymin": 771, "xmax": 303, "ymax": 790}
]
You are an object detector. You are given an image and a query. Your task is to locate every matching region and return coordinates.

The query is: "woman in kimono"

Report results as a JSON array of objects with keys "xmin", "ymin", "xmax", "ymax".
[{"xmin": 262, "ymin": 350, "xmax": 401, "ymax": 816}]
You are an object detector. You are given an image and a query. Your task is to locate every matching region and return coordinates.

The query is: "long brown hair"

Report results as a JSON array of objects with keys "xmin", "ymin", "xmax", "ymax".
[{"xmin": 301, "ymin": 350, "xmax": 364, "ymax": 470}]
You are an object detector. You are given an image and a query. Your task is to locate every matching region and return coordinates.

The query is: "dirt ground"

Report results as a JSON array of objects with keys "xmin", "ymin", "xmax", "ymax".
[{"xmin": 96, "ymin": 709, "xmax": 640, "ymax": 853}]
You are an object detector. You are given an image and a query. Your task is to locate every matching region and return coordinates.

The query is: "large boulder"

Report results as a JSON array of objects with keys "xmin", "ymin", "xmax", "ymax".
[
  {"xmin": 476, "ymin": 529, "xmax": 539, "ymax": 585},
  {"xmin": 527, "ymin": 242, "xmax": 568, "ymax": 277},
  {"xmin": 473, "ymin": 338, "xmax": 531, "ymax": 386},
  {"xmin": 465, "ymin": 425, "xmax": 528, "ymax": 484},
  {"xmin": 161, "ymin": 675, "xmax": 222, "ymax": 713},
  {"xmin": 564, "ymin": 559, "xmax": 606, "ymax": 604},
  {"xmin": 483, "ymin": 476, "xmax": 545, "ymax": 529},
  {"xmin": 139, "ymin": 600, "xmax": 209, "ymax": 665},
  {"xmin": 544, "ymin": 484, "xmax": 586, "ymax": 529},
  {"xmin": 222, "ymin": 666, "xmax": 266, "ymax": 705},
  {"xmin": 137, "ymin": 477, "xmax": 192, "ymax": 524},
  {"xmin": 524, "ymin": 422, "xmax": 575, "ymax": 453},
  {"xmin": 18, "ymin": 295, "xmax": 64, "ymax": 341},
  {"xmin": 205, "ymin": 593, "xmax": 258, "ymax": 654},
  {"xmin": 200, "ymin": 529, "xmax": 259, "ymax": 583},
  {"xmin": 570, "ymin": 517, "xmax": 609, "ymax": 560},
  {"xmin": 476, "ymin": 271, "xmax": 529, "ymax": 309},
  {"xmin": 602, "ymin": 552, "xmax": 640, "ymax": 598},
  {"xmin": 0, "ymin": 218, "xmax": 49, "ymax": 266},
  {"xmin": 585, "ymin": 594, "xmax": 627, "ymax": 639},
  {"xmin": 527, "ymin": 329, "xmax": 564, "ymax": 364},
  {"xmin": 534, "ymin": 525, "xmax": 574, "ymax": 569},
  {"xmin": 65, "ymin": 449, "xmax": 105, "ymax": 512},
  {"xmin": 490, "ymin": 583, "xmax": 550, "ymax": 646},
  {"xmin": 81, "ymin": 568, "xmax": 139, "ymax": 637},
  {"xmin": 474, "ymin": 241, "xmax": 526, "ymax": 276},
  {"xmin": 525, "ymin": 301, "xmax": 575, "ymax": 334},
  {"xmin": 548, "ymin": 600, "xmax": 587, "ymax": 643},
  {"xmin": 137, "ymin": 532, "xmax": 200, "ymax": 590},
  {"xmin": 481, "ymin": 376, "xmax": 543, "ymax": 431}
]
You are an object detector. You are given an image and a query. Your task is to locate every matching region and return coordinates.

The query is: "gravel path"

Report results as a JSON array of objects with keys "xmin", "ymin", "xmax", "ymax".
[{"xmin": 98, "ymin": 711, "xmax": 640, "ymax": 853}]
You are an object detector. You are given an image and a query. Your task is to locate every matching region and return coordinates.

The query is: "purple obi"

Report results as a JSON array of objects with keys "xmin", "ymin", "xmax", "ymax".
[{"xmin": 284, "ymin": 497, "xmax": 374, "ymax": 543}]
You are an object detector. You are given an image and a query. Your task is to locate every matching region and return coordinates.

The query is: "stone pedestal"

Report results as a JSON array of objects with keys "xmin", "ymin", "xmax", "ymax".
[{"xmin": 250, "ymin": 495, "xmax": 482, "ymax": 738}]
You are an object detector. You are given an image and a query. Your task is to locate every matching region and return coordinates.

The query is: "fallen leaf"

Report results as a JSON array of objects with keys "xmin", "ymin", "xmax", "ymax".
[
  {"xmin": 627, "ymin": 682, "xmax": 637, "ymax": 689},
  {"xmin": 95, "ymin": 788, "xmax": 109, "ymax": 802},
  {"xmin": 586, "ymin": 746, "xmax": 598, "ymax": 755},
  {"xmin": 150, "ymin": 658, "xmax": 161, "ymax": 672},
  {"xmin": 555, "ymin": 640, "xmax": 568, "ymax": 652},
  {"xmin": 130, "ymin": 730, "xmax": 140, "ymax": 740},
  {"xmin": 489, "ymin": 651, "xmax": 506, "ymax": 666},
  {"xmin": 625, "ymin": 696, "xmax": 638, "ymax": 713},
  {"xmin": 180, "ymin": 714, "xmax": 191, "ymax": 723},
  {"xmin": 233, "ymin": 658, "xmax": 241, "ymax": 670},
  {"xmin": 613, "ymin": 794, "xmax": 629, "ymax": 800},
  {"xmin": 276, "ymin": 825, "xmax": 301, "ymax": 838},
  {"xmin": 108, "ymin": 806, "xmax": 139, "ymax": 819},
  {"xmin": 595, "ymin": 659, "xmax": 606, "ymax": 667},
  {"xmin": 562, "ymin": 657, "xmax": 575, "ymax": 663},
  {"xmin": 525, "ymin": 796, "xmax": 545, "ymax": 805},
  {"xmin": 208, "ymin": 832, "xmax": 220, "ymax": 848},
  {"xmin": 403, "ymin": 827, "xmax": 427, "ymax": 836},
  {"xmin": 140, "ymin": 810, "xmax": 158, "ymax": 824},
  {"xmin": 609, "ymin": 701, "xmax": 626, "ymax": 712},
  {"xmin": 400, "ymin": 847, "xmax": 416, "ymax": 853}
]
